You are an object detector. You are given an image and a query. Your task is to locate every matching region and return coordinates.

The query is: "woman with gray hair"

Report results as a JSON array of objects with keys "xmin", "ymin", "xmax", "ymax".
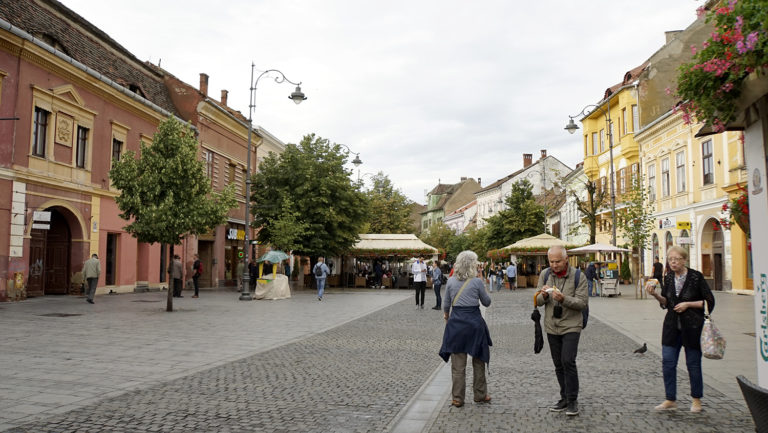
[
  {"xmin": 438, "ymin": 250, "xmax": 492, "ymax": 407},
  {"xmin": 646, "ymin": 245, "xmax": 715, "ymax": 413}
]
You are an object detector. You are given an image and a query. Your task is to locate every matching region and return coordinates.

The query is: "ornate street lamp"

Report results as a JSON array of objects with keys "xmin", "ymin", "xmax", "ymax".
[
  {"xmin": 339, "ymin": 143, "xmax": 363, "ymax": 180},
  {"xmin": 565, "ymin": 103, "xmax": 617, "ymax": 246},
  {"xmin": 241, "ymin": 65, "xmax": 306, "ymax": 301}
]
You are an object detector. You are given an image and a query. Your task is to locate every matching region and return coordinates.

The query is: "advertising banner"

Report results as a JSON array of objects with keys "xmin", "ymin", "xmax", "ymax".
[{"xmin": 745, "ymin": 118, "xmax": 768, "ymax": 387}]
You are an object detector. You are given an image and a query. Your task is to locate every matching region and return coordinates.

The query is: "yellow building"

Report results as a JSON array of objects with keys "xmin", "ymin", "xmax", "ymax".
[
  {"xmin": 580, "ymin": 64, "xmax": 646, "ymax": 248},
  {"xmin": 636, "ymin": 110, "xmax": 749, "ymax": 291}
]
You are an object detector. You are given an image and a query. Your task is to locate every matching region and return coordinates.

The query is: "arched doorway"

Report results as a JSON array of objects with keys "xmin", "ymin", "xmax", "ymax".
[
  {"xmin": 701, "ymin": 218, "xmax": 725, "ymax": 291},
  {"xmin": 27, "ymin": 207, "xmax": 79, "ymax": 296},
  {"xmin": 652, "ymin": 233, "xmax": 659, "ymax": 261}
]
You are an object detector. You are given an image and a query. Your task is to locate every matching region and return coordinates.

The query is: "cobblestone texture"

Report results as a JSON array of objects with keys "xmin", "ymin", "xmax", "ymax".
[
  {"xmin": 7, "ymin": 290, "xmax": 755, "ymax": 432},
  {"xmin": 427, "ymin": 292, "xmax": 754, "ymax": 433}
]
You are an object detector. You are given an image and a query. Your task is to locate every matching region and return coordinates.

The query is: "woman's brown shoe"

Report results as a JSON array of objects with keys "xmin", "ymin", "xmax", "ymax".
[
  {"xmin": 474, "ymin": 395, "xmax": 491, "ymax": 403},
  {"xmin": 654, "ymin": 400, "xmax": 677, "ymax": 411},
  {"xmin": 451, "ymin": 400, "xmax": 464, "ymax": 407}
]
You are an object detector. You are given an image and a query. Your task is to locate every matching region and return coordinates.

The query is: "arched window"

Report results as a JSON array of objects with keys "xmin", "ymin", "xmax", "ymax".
[
  {"xmin": 665, "ymin": 231, "xmax": 674, "ymax": 254},
  {"xmin": 652, "ymin": 233, "xmax": 659, "ymax": 260}
]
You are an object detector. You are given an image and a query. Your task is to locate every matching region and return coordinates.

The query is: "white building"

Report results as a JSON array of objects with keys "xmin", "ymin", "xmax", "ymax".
[
  {"xmin": 556, "ymin": 163, "xmax": 590, "ymax": 245},
  {"xmin": 475, "ymin": 150, "xmax": 572, "ymax": 227},
  {"xmin": 443, "ymin": 200, "xmax": 477, "ymax": 234}
]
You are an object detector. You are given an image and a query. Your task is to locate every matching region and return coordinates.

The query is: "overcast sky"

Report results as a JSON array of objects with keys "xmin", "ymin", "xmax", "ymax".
[{"xmin": 59, "ymin": 0, "xmax": 702, "ymax": 203}]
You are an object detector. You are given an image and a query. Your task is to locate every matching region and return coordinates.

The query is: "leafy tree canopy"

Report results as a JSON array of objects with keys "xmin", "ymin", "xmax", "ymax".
[
  {"xmin": 363, "ymin": 172, "xmax": 414, "ymax": 234},
  {"xmin": 483, "ymin": 180, "xmax": 545, "ymax": 249},
  {"xmin": 109, "ymin": 117, "xmax": 237, "ymax": 245},
  {"xmin": 419, "ymin": 222, "xmax": 455, "ymax": 252},
  {"xmin": 250, "ymin": 133, "xmax": 368, "ymax": 256}
]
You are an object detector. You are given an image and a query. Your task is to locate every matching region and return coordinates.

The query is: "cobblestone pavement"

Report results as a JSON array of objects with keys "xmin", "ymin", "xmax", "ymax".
[
  {"xmin": 6, "ymin": 290, "xmax": 756, "ymax": 432},
  {"xmin": 427, "ymin": 291, "xmax": 754, "ymax": 433}
]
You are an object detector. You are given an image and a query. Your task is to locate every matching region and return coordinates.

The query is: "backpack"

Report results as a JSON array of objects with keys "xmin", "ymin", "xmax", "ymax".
[
  {"xmin": 314, "ymin": 264, "xmax": 324, "ymax": 277},
  {"xmin": 194, "ymin": 260, "xmax": 203, "ymax": 276},
  {"xmin": 542, "ymin": 268, "xmax": 589, "ymax": 329}
]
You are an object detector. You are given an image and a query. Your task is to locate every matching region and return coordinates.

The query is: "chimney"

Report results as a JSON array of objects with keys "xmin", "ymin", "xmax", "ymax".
[
  {"xmin": 478, "ymin": 177, "xmax": 481, "ymax": 186},
  {"xmin": 460, "ymin": 176, "xmax": 467, "ymax": 181},
  {"xmin": 540, "ymin": 149, "xmax": 547, "ymax": 159},
  {"xmin": 220, "ymin": 89, "xmax": 228, "ymax": 106},
  {"xmin": 199, "ymin": 73, "xmax": 209, "ymax": 96},
  {"xmin": 523, "ymin": 153, "xmax": 533, "ymax": 168}
]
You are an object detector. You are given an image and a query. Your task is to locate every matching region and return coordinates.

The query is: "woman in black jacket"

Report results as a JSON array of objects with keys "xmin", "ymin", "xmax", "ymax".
[{"xmin": 646, "ymin": 245, "xmax": 714, "ymax": 413}]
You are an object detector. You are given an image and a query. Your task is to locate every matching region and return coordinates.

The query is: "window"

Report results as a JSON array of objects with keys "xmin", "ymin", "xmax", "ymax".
[
  {"xmin": 609, "ymin": 122, "xmax": 615, "ymax": 145},
  {"xmin": 652, "ymin": 233, "xmax": 659, "ymax": 261},
  {"xmin": 33, "ymin": 107, "xmax": 49, "ymax": 157},
  {"xmin": 203, "ymin": 150, "xmax": 213, "ymax": 179},
  {"xmin": 675, "ymin": 151, "xmax": 686, "ymax": 193},
  {"xmin": 631, "ymin": 105, "xmax": 638, "ymax": 133},
  {"xmin": 631, "ymin": 163, "xmax": 639, "ymax": 184},
  {"xmin": 679, "ymin": 229, "xmax": 690, "ymax": 255},
  {"xmin": 600, "ymin": 176, "xmax": 607, "ymax": 195},
  {"xmin": 600, "ymin": 129, "xmax": 605, "ymax": 153},
  {"xmin": 619, "ymin": 168, "xmax": 626, "ymax": 194},
  {"xmin": 665, "ymin": 231, "xmax": 673, "ymax": 252},
  {"xmin": 76, "ymin": 126, "xmax": 88, "ymax": 168},
  {"xmin": 111, "ymin": 138, "xmax": 123, "ymax": 163},
  {"xmin": 228, "ymin": 163, "xmax": 236, "ymax": 185},
  {"xmin": 242, "ymin": 169, "xmax": 247, "ymax": 196},
  {"xmin": 622, "ymin": 108, "xmax": 627, "ymax": 135},
  {"xmin": 592, "ymin": 132, "xmax": 598, "ymax": 155},
  {"xmin": 648, "ymin": 163, "xmax": 656, "ymax": 202},
  {"xmin": 661, "ymin": 157, "xmax": 670, "ymax": 197},
  {"xmin": 702, "ymin": 140, "xmax": 714, "ymax": 185}
]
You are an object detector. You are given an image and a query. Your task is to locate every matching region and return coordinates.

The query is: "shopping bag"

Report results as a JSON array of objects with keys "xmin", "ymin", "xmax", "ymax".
[{"xmin": 701, "ymin": 316, "xmax": 726, "ymax": 360}]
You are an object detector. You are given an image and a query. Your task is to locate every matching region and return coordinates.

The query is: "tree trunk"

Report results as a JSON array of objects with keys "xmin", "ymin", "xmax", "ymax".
[{"xmin": 166, "ymin": 244, "xmax": 174, "ymax": 312}]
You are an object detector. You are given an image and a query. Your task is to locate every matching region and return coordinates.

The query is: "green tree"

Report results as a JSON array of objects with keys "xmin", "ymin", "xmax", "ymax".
[
  {"xmin": 483, "ymin": 180, "xmax": 546, "ymax": 249},
  {"xmin": 363, "ymin": 172, "xmax": 414, "ymax": 233},
  {"xmin": 250, "ymin": 133, "xmax": 368, "ymax": 257},
  {"xmin": 571, "ymin": 180, "xmax": 607, "ymax": 245},
  {"xmin": 262, "ymin": 197, "xmax": 309, "ymax": 252},
  {"xmin": 618, "ymin": 175, "xmax": 655, "ymax": 282},
  {"xmin": 109, "ymin": 117, "xmax": 237, "ymax": 311},
  {"xmin": 419, "ymin": 222, "xmax": 456, "ymax": 252}
]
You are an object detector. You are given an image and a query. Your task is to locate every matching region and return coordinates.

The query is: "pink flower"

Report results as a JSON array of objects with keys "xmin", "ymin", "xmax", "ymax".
[
  {"xmin": 665, "ymin": 87, "xmax": 672, "ymax": 96},
  {"xmin": 702, "ymin": 41, "xmax": 710, "ymax": 49},
  {"xmin": 735, "ymin": 16, "xmax": 744, "ymax": 32},
  {"xmin": 691, "ymin": 45, "xmax": 697, "ymax": 55},
  {"xmin": 746, "ymin": 31, "xmax": 759, "ymax": 50},
  {"xmin": 697, "ymin": 6, "xmax": 707, "ymax": 18},
  {"xmin": 721, "ymin": 82, "xmax": 734, "ymax": 92}
]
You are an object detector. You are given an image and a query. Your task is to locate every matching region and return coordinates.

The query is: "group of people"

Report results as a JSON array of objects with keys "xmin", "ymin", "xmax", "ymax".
[
  {"xmin": 438, "ymin": 244, "xmax": 715, "ymax": 416},
  {"xmin": 81, "ymin": 253, "xmax": 203, "ymax": 304}
]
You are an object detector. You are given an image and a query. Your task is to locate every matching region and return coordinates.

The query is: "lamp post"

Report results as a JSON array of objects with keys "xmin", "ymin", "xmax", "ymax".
[
  {"xmin": 565, "ymin": 103, "xmax": 617, "ymax": 246},
  {"xmin": 241, "ymin": 64, "xmax": 306, "ymax": 301},
  {"xmin": 339, "ymin": 143, "xmax": 363, "ymax": 181}
]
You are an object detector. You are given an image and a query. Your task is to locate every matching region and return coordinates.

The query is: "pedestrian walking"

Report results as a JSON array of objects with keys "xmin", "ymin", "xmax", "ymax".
[
  {"xmin": 535, "ymin": 245, "xmax": 588, "ymax": 416},
  {"xmin": 431, "ymin": 262, "xmax": 443, "ymax": 310},
  {"xmin": 313, "ymin": 257, "xmax": 330, "ymax": 301},
  {"xmin": 488, "ymin": 266, "xmax": 497, "ymax": 292},
  {"xmin": 439, "ymin": 250, "xmax": 492, "ymax": 407},
  {"xmin": 494, "ymin": 265, "xmax": 503, "ymax": 291},
  {"xmin": 653, "ymin": 256, "xmax": 664, "ymax": 283},
  {"xmin": 82, "ymin": 253, "xmax": 101, "ymax": 304},
  {"xmin": 249, "ymin": 260, "xmax": 258, "ymax": 292},
  {"xmin": 236, "ymin": 259, "xmax": 245, "ymax": 291},
  {"xmin": 192, "ymin": 254, "xmax": 202, "ymax": 298},
  {"xmin": 585, "ymin": 262, "xmax": 597, "ymax": 297},
  {"xmin": 170, "ymin": 254, "xmax": 183, "ymax": 297},
  {"xmin": 645, "ymin": 246, "xmax": 715, "ymax": 413},
  {"xmin": 412, "ymin": 255, "xmax": 427, "ymax": 309},
  {"xmin": 506, "ymin": 261, "xmax": 517, "ymax": 290}
]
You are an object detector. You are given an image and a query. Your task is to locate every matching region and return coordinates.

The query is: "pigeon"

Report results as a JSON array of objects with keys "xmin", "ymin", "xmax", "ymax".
[{"xmin": 634, "ymin": 343, "xmax": 647, "ymax": 354}]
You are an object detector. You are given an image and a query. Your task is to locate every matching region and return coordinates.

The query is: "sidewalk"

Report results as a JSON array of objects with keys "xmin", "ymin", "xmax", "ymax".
[
  {"xmin": 589, "ymin": 283, "xmax": 758, "ymax": 403},
  {"xmin": 0, "ymin": 287, "xmax": 411, "ymax": 431}
]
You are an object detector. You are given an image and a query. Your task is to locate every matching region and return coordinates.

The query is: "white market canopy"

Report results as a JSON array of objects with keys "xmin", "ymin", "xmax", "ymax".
[
  {"xmin": 568, "ymin": 243, "xmax": 630, "ymax": 254},
  {"xmin": 503, "ymin": 233, "xmax": 568, "ymax": 250},
  {"xmin": 349, "ymin": 234, "xmax": 439, "ymax": 258}
]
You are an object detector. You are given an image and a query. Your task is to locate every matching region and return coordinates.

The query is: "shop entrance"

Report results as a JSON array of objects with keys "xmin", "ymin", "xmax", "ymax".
[{"xmin": 27, "ymin": 208, "xmax": 73, "ymax": 296}]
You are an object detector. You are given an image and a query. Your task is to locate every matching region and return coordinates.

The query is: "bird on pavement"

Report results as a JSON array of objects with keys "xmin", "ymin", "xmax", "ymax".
[{"xmin": 634, "ymin": 343, "xmax": 647, "ymax": 354}]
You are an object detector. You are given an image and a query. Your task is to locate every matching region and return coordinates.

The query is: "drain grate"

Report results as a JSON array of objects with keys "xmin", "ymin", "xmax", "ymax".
[
  {"xmin": 132, "ymin": 299, "xmax": 162, "ymax": 303},
  {"xmin": 38, "ymin": 313, "xmax": 83, "ymax": 317}
]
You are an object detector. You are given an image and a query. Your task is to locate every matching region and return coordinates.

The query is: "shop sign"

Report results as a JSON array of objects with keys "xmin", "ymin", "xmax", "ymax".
[
  {"xmin": 658, "ymin": 216, "xmax": 676, "ymax": 229},
  {"xmin": 33, "ymin": 211, "xmax": 51, "ymax": 222},
  {"xmin": 676, "ymin": 221, "xmax": 691, "ymax": 230},
  {"xmin": 678, "ymin": 237, "xmax": 694, "ymax": 245},
  {"xmin": 227, "ymin": 228, "xmax": 245, "ymax": 240}
]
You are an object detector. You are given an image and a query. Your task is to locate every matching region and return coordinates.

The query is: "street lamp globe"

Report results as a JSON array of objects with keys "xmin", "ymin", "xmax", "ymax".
[
  {"xmin": 564, "ymin": 118, "xmax": 579, "ymax": 134},
  {"xmin": 289, "ymin": 86, "xmax": 307, "ymax": 104}
]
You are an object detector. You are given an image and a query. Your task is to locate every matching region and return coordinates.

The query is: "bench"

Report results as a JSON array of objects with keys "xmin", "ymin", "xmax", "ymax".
[{"xmin": 737, "ymin": 375, "xmax": 768, "ymax": 432}]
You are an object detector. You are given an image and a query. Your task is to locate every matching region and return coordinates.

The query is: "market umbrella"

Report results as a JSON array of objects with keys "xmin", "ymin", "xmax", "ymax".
[
  {"xmin": 531, "ymin": 293, "xmax": 543, "ymax": 353},
  {"xmin": 257, "ymin": 250, "xmax": 289, "ymax": 263}
]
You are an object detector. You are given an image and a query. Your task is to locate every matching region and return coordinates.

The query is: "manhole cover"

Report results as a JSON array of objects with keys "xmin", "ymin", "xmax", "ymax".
[
  {"xmin": 132, "ymin": 300, "xmax": 162, "ymax": 303},
  {"xmin": 38, "ymin": 313, "xmax": 83, "ymax": 317},
  {"xmin": 745, "ymin": 332, "xmax": 756, "ymax": 337}
]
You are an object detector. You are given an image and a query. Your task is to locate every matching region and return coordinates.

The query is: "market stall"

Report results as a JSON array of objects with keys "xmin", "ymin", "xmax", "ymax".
[
  {"xmin": 487, "ymin": 234, "xmax": 579, "ymax": 288},
  {"xmin": 345, "ymin": 234, "xmax": 441, "ymax": 289}
]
